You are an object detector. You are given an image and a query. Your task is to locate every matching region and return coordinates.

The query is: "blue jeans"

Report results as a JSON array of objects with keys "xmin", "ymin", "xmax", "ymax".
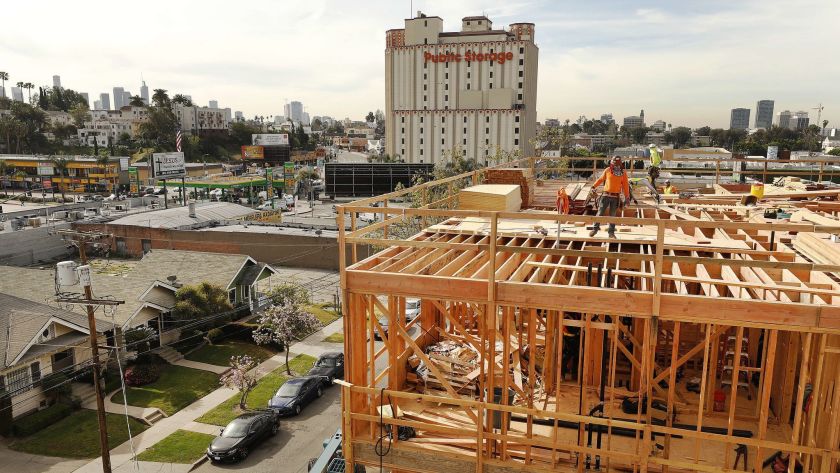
[{"xmin": 593, "ymin": 195, "xmax": 619, "ymax": 233}]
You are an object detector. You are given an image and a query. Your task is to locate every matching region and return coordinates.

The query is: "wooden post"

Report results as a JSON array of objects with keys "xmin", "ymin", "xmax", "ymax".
[
  {"xmin": 802, "ymin": 334, "xmax": 828, "ymax": 472},
  {"xmin": 350, "ymin": 211, "xmax": 357, "ymax": 263},
  {"xmin": 787, "ymin": 332, "xmax": 813, "ymax": 473},
  {"xmin": 663, "ymin": 322, "xmax": 681, "ymax": 472},
  {"xmin": 694, "ymin": 323, "xmax": 713, "ymax": 464},
  {"xmin": 715, "ymin": 160, "xmax": 721, "ymax": 184},
  {"xmin": 485, "ymin": 212, "xmax": 499, "ymax": 461},
  {"xmin": 724, "ymin": 326, "xmax": 745, "ymax": 468},
  {"xmin": 754, "ymin": 329, "xmax": 778, "ymax": 473}
]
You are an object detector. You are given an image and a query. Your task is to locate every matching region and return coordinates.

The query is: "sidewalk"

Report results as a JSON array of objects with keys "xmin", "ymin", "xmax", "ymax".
[{"xmin": 73, "ymin": 317, "xmax": 345, "ymax": 472}]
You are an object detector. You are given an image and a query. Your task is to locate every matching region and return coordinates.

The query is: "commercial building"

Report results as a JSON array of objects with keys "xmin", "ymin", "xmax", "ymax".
[
  {"xmin": 235, "ymin": 111, "xmax": 244, "ymax": 121},
  {"xmin": 755, "ymin": 99, "xmax": 774, "ymax": 129},
  {"xmin": 600, "ymin": 113, "xmax": 614, "ymax": 124},
  {"xmin": 778, "ymin": 110, "xmax": 792, "ymax": 128},
  {"xmin": 0, "ymin": 155, "xmax": 123, "ymax": 192},
  {"xmin": 789, "ymin": 111, "xmax": 810, "ymax": 130},
  {"xmin": 11, "ymin": 87, "xmax": 23, "ymax": 102},
  {"xmin": 140, "ymin": 79, "xmax": 149, "ymax": 105},
  {"xmin": 385, "ymin": 12, "xmax": 539, "ymax": 164},
  {"xmin": 623, "ymin": 110, "xmax": 645, "ymax": 128},
  {"xmin": 99, "ymin": 93, "xmax": 110, "ymax": 111},
  {"xmin": 79, "ymin": 92, "xmax": 89, "ymax": 107},
  {"xmin": 122, "ymin": 90, "xmax": 131, "ymax": 108},
  {"xmin": 112, "ymin": 87, "xmax": 125, "ymax": 110},
  {"xmin": 729, "ymin": 107, "xmax": 750, "ymax": 129},
  {"xmin": 174, "ymin": 103, "xmax": 232, "ymax": 136},
  {"xmin": 650, "ymin": 119, "xmax": 666, "ymax": 132},
  {"xmin": 52, "ymin": 75, "xmax": 61, "ymax": 88},
  {"xmin": 208, "ymin": 100, "xmax": 218, "ymax": 109}
]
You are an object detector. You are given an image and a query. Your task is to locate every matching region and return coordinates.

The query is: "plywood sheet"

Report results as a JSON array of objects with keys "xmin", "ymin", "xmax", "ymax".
[{"xmin": 457, "ymin": 184, "xmax": 522, "ymax": 212}]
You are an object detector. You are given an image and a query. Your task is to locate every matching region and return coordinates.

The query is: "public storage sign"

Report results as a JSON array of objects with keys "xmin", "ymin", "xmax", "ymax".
[{"xmin": 152, "ymin": 152, "xmax": 186, "ymax": 179}]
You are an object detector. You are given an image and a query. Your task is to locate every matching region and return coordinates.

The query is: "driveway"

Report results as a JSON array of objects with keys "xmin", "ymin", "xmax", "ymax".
[
  {"xmin": 0, "ymin": 440, "xmax": 86, "ymax": 473},
  {"xmin": 194, "ymin": 387, "xmax": 341, "ymax": 473}
]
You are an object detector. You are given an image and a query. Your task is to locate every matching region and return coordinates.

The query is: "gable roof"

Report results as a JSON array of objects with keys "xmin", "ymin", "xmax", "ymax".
[
  {"xmin": 0, "ymin": 293, "xmax": 112, "ymax": 369},
  {"xmin": 0, "ymin": 250, "xmax": 254, "ymax": 329}
]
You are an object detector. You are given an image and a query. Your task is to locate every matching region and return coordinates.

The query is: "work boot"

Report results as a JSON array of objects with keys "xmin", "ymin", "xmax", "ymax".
[{"xmin": 589, "ymin": 228, "xmax": 598, "ymax": 237}]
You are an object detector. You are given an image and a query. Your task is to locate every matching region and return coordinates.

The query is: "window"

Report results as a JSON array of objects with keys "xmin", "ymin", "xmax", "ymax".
[
  {"xmin": 518, "ymin": 82, "xmax": 523, "ymax": 89},
  {"xmin": 424, "ymin": 39, "xmax": 428, "ymax": 45},
  {"xmin": 423, "ymin": 84, "xmax": 427, "ymax": 91},
  {"xmin": 424, "ymin": 62, "xmax": 427, "ymax": 69},
  {"xmin": 515, "ymin": 139, "xmax": 519, "ymax": 146},
  {"xmin": 518, "ymin": 93, "xmax": 523, "ymax": 100},
  {"xmin": 228, "ymin": 289, "xmax": 236, "ymax": 304},
  {"xmin": 467, "ymin": 72, "xmax": 471, "ymax": 79},
  {"xmin": 442, "ymin": 138, "xmax": 445, "ymax": 144},
  {"xmin": 515, "ymin": 127, "xmax": 520, "ymax": 134},
  {"xmin": 467, "ymin": 21, "xmax": 470, "ymax": 25},
  {"xmin": 519, "ymin": 71, "xmax": 523, "ymax": 77},
  {"xmin": 5, "ymin": 366, "xmax": 31, "ymax": 395},
  {"xmin": 463, "ymin": 139, "xmax": 467, "ymax": 145},
  {"xmin": 420, "ymin": 138, "xmax": 424, "ymax": 144},
  {"xmin": 424, "ymin": 73, "xmax": 427, "ymax": 80},
  {"xmin": 519, "ymin": 47, "xmax": 524, "ymax": 54},
  {"xmin": 445, "ymin": 73, "xmax": 449, "ymax": 79},
  {"xmin": 424, "ymin": 20, "xmax": 427, "ymax": 26},
  {"xmin": 401, "ymin": 117, "xmax": 405, "ymax": 123},
  {"xmin": 420, "ymin": 116, "xmax": 424, "ymax": 123},
  {"xmin": 515, "ymin": 116, "xmax": 520, "ymax": 123},
  {"xmin": 490, "ymin": 71, "xmax": 493, "ymax": 78},
  {"xmin": 420, "ymin": 149, "xmax": 424, "ymax": 155},
  {"xmin": 423, "ymin": 95, "xmax": 427, "ymax": 101},
  {"xmin": 463, "ymin": 127, "xmax": 467, "ymax": 134},
  {"xmin": 467, "ymin": 84, "xmax": 471, "ymax": 90},
  {"xmin": 489, "ymin": 83, "xmax": 493, "ymax": 89},
  {"xmin": 420, "ymin": 127, "xmax": 424, "ymax": 133},
  {"xmin": 30, "ymin": 362, "xmax": 41, "ymax": 383},
  {"xmin": 401, "ymin": 138, "xmax": 404, "ymax": 144},
  {"xmin": 445, "ymin": 84, "xmax": 448, "ymax": 90},
  {"xmin": 486, "ymin": 128, "xmax": 489, "ymax": 134},
  {"xmin": 142, "ymin": 239, "xmax": 151, "ymax": 253},
  {"xmin": 441, "ymin": 116, "xmax": 445, "ymax": 123},
  {"xmin": 441, "ymin": 128, "xmax": 445, "ymax": 133},
  {"xmin": 401, "ymin": 127, "xmax": 404, "ymax": 133},
  {"xmin": 463, "ymin": 116, "xmax": 467, "ymax": 123},
  {"xmin": 445, "ymin": 94, "xmax": 448, "ymax": 101},
  {"xmin": 519, "ymin": 59, "xmax": 524, "ymax": 66}
]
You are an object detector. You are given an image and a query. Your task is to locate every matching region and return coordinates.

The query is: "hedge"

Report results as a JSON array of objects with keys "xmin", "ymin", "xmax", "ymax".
[{"xmin": 11, "ymin": 402, "xmax": 74, "ymax": 437}]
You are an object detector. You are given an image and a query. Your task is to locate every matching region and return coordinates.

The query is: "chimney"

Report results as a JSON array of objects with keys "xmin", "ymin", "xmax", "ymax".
[{"xmin": 188, "ymin": 202, "xmax": 196, "ymax": 218}]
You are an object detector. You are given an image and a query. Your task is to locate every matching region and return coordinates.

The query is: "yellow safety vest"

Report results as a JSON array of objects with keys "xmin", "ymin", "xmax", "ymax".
[{"xmin": 650, "ymin": 148, "xmax": 662, "ymax": 167}]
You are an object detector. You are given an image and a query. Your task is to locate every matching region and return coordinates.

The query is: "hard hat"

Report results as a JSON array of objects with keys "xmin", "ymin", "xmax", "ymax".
[
  {"xmin": 665, "ymin": 179, "xmax": 671, "ymax": 184},
  {"xmin": 612, "ymin": 156, "xmax": 622, "ymax": 162},
  {"xmin": 648, "ymin": 144, "xmax": 656, "ymax": 148}
]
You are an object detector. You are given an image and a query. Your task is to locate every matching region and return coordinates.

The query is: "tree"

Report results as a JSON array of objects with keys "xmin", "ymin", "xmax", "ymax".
[
  {"xmin": 671, "ymin": 127, "xmax": 693, "ymax": 148},
  {"xmin": 152, "ymin": 89, "xmax": 170, "ymax": 108},
  {"xmin": 253, "ymin": 301, "xmax": 322, "ymax": 374},
  {"xmin": 128, "ymin": 95, "xmax": 145, "ymax": 107},
  {"xmin": 695, "ymin": 126, "xmax": 711, "ymax": 137},
  {"xmin": 69, "ymin": 104, "xmax": 91, "ymax": 128},
  {"xmin": 23, "ymin": 82, "xmax": 34, "ymax": 102},
  {"xmin": 172, "ymin": 282, "xmax": 234, "ymax": 323},
  {"xmin": 365, "ymin": 111, "xmax": 375, "ymax": 123},
  {"xmin": 0, "ymin": 72, "xmax": 7, "ymax": 94},
  {"xmin": 268, "ymin": 282, "xmax": 311, "ymax": 307},
  {"xmin": 828, "ymin": 148, "xmax": 840, "ymax": 156},
  {"xmin": 219, "ymin": 355, "xmax": 261, "ymax": 409},
  {"xmin": 630, "ymin": 127, "xmax": 649, "ymax": 145},
  {"xmin": 822, "ymin": 120, "xmax": 829, "ymax": 135},
  {"xmin": 51, "ymin": 156, "xmax": 69, "ymax": 201},
  {"xmin": 172, "ymin": 94, "xmax": 193, "ymax": 107}
]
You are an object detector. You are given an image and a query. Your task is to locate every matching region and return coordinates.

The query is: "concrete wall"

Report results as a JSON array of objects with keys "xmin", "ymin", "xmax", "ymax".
[
  {"xmin": 73, "ymin": 222, "xmax": 370, "ymax": 270},
  {"xmin": 0, "ymin": 222, "xmax": 72, "ymax": 266}
]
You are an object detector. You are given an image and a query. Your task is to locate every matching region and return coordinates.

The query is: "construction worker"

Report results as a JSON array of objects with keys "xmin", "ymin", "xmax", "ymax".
[
  {"xmin": 647, "ymin": 144, "xmax": 662, "ymax": 187},
  {"xmin": 663, "ymin": 179, "xmax": 678, "ymax": 195},
  {"xmin": 589, "ymin": 156, "xmax": 630, "ymax": 239}
]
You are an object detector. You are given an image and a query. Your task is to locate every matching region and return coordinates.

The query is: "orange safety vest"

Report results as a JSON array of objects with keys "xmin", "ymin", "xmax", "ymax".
[{"xmin": 556, "ymin": 189, "xmax": 570, "ymax": 214}]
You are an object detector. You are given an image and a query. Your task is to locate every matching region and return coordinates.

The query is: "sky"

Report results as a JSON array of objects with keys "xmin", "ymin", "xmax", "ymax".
[{"xmin": 1, "ymin": 0, "xmax": 838, "ymax": 129}]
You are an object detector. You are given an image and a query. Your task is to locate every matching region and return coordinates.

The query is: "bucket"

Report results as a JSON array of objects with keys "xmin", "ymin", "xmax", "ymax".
[
  {"xmin": 713, "ymin": 389, "xmax": 726, "ymax": 412},
  {"xmin": 750, "ymin": 183, "xmax": 764, "ymax": 199}
]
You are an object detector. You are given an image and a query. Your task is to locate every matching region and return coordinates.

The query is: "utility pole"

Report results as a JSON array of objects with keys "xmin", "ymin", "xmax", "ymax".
[{"xmin": 55, "ymin": 230, "xmax": 124, "ymax": 473}]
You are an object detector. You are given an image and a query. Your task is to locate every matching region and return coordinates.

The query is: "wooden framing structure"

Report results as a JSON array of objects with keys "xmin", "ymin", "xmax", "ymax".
[{"xmin": 337, "ymin": 157, "xmax": 840, "ymax": 473}]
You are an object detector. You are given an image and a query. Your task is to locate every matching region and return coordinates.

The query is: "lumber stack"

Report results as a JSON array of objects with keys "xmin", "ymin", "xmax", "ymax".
[
  {"xmin": 457, "ymin": 184, "xmax": 522, "ymax": 212},
  {"xmin": 483, "ymin": 168, "xmax": 534, "ymax": 207},
  {"xmin": 793, "ymin": 232, "xmax": 840, "ymax": 270},
  {"xmin": 408, "ymin": 340, "xmax": 479, "ymax": 395}
]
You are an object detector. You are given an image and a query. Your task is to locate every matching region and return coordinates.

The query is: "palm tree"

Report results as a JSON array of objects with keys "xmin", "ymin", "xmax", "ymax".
[
  {"xmin": 51, "ymin": 156, "xmax": 69, "ymax": 201},
  {"xmin": 172, "ymin": 94, "xmax": 192, "ymax": 106},
  {"xmin": 23, "ymin": 82, "xmax": 34, "ymax": 102},
  {"xmin": 823, "ymin": 119, "xmax": 829, "ymax": 135},
  {"xmin": 152, "ymin": 89, "xmax": 170, "ymax": 108},
  {"xmin": 0, "ymin": 72, "xmax": 8, "ymax": 97},
  {"xmin": 96, "ymin": 155, "xmax": 113, "ymax": 192},
  {"xmin": 128, "ymin": 95, "xmax": 145, "ymax": 107}
]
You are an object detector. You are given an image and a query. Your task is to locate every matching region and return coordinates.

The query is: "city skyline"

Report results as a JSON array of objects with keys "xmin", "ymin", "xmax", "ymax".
[{"xmin": 0, "ymin": 0, "xmax": 837, "ymax": 128}]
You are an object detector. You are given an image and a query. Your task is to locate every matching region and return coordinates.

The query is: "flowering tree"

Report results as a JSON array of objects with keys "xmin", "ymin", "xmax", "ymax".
[
  {"xmin": 253, "ymin": 301, "xmax": 322, "ymax": 375},
  {"xmin": 220, "ymin": 355, "xmax": 261, "ymax": 409}
]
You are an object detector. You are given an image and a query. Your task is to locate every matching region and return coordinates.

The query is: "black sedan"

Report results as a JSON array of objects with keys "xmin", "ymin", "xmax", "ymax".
[
  {"xmin": 307, "ymin": 352, "xmax": 344, "ymax": 385},
  {"xmin": 268, "ymin": 376, "xmax": 323, "ymax": 416},
  {"xmin": 206, "ymin": 411, "xmax": 279, "ymax": 462}
]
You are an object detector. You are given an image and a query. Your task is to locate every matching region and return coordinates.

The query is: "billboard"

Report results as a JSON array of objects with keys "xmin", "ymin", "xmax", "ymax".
[
  {"xmin": 37, "ymin": 162, "xmax": 54, "ymax": 176},
  {"xmin": 284, "ymin": 162, "xmax": 296, "ymax": 193},
  {"xmin": 241, "ymin": 145, "xmax": 265, "ymax": 160},
  {"xmin": 152, "ymin": 152, "xmax": 186, "ymax": 179},
  {"xmin": 252, "ymin": 134, "xmax": 289, "ymax": 146},
  {"xmin": 128, "ymin": 167, "xmax": 139, "ymax": 193}
]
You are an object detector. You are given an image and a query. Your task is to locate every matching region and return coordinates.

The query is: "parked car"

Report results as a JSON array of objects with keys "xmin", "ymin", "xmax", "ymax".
[
  {"xmin": 268, "ymin": 376, "xmax": 323, "ymax": 416},
  {"xmin": 206, "ymin": 411, "xmax": 279, "ymax": 463},
  {"xmin": 307, "ymin": 352, "xmax": 344, "ymax": 385},
  {"xmin": 405, "ymin": 298, "xmax": 421, "ymax": 322}
]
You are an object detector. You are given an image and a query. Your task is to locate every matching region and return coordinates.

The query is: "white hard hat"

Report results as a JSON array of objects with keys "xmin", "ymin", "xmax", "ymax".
[{"xmin": 648, "ymin": 144, "xmax": 656, "ymax": 148}]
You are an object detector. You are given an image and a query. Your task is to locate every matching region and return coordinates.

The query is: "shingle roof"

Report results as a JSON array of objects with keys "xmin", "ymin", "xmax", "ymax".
[
  {"xmin": 0, "ymin": 250, "xmax": 253, "ymax": 329},
  {"xmin": 0, "ymin": 293, "xmax": 111, "ymax": 369}
]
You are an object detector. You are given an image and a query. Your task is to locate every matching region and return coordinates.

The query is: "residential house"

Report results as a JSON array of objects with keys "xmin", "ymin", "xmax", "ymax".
[{"xmin": 0, "ymin": 293, "xmax": 113, "ymax": 420}]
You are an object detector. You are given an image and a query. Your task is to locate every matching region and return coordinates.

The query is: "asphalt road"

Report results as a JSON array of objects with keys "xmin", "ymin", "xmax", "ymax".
[{"xmin": 195, "ymin": 387, "xmax": 341, "ymax": 473}]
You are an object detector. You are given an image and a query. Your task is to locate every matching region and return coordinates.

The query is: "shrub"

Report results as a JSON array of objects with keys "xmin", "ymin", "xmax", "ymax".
[
  {"xmin": 41, "ymin": 372, "xmax": 72, "ymax": 402},
  {"xmin": 172, "ymin": 329, "xmax": 205, "ymax": 353},
  {"xmin": 220, "ymin": 322, "xmax": 284, "ymax": 351},
  {"xmin": 124, "ymin": 363, "xmax": 162, "ymax": 387},
  {"xmin": 133, "ymin": 353, "xmax": 166, "ymax": 366},
  {"xmin": 206, "ymin": 328, "xmax": 223, "ymax": 344},
  {"xmin": 11, "ymin": 402, "xmax": 74, "ymax": 437}
]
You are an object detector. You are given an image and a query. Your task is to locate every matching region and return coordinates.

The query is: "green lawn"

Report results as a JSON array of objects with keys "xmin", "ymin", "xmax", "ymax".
[
  {"xmin": 323, "ymin": 332, "xmax": 344, "ymax": 343},
  {"xmin": 307, "ymin": 303, "xmax": 340, "ymax": 326},
  {"xmin": 137, "ymin": 429, "xmax": 214, "ymax": 464},
  {"xmin": 111, "ymin": 364, "xmax": 219, "ymax": 416},
  {"xmin": 195, "ymin": 354, "xmax": 316, "ymax": 426},
  {"xmin": 10, "ymin": 409, "xmax": 149, "ymax": 458},
  {"xmin": 185, "ymin": 340, "xmax": 278, "ymax": 367}
]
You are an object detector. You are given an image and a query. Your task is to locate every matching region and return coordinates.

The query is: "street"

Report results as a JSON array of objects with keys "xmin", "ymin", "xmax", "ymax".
[{"xmin": 195, "ymin": 388, "xmax": 341, "ymax": 473}]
